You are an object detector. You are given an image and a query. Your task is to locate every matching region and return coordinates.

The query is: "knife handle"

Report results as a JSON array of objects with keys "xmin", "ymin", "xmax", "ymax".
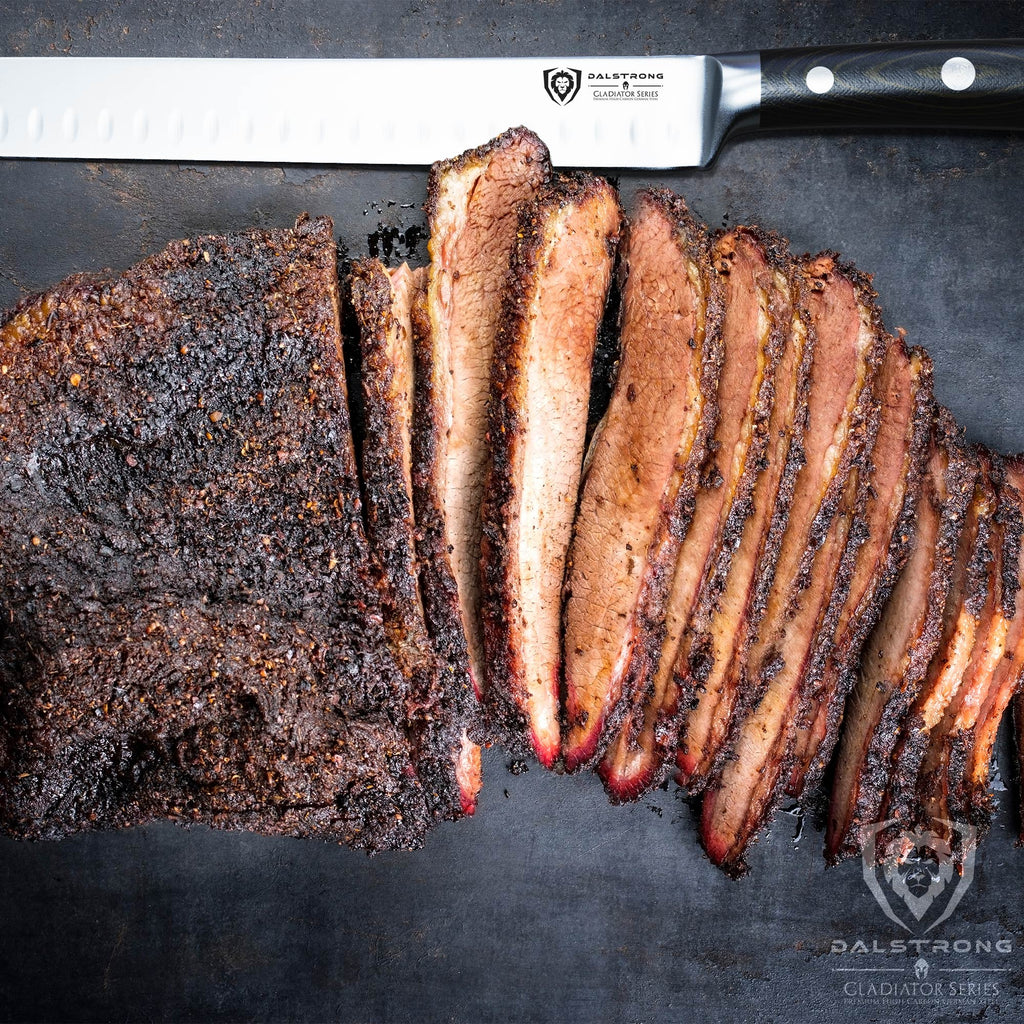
[{"xmin": 759, "ymin": 41, "xmax": 1024, "ymax": 132}]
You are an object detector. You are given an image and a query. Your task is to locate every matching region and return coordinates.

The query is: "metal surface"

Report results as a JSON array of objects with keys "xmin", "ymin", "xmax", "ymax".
[
  {"xmin": 1, "ymin": 2, "xmax": 1024, "ymax": 1022},
  {"xmin": 0, "ymin": 53, "xmax": 725, "ymax": 167}
]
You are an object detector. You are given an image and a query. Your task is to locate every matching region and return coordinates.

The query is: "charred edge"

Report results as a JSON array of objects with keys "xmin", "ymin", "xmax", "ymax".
[{"xmin": 480, "ymin": 173, "xmax": 622, "ymax": 759}]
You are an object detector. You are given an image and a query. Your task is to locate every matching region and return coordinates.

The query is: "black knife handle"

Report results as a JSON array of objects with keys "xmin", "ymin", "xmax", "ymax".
[{"xmin": 759, "ymin": 41, "xmax": 1024, "ymax": 132}]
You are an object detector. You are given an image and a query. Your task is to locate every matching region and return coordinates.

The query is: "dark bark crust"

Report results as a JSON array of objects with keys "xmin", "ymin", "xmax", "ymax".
[{"xmin": 0, "ymin": 216, "xmax": 431, "ymax": 852}]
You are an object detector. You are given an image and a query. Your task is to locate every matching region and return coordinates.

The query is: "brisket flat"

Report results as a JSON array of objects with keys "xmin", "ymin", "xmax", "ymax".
[
  {"xmin": 561, "ymin": 189, "xmax": 724, "ymax": 771},
  {"xmin": 0, "ymin": 216, "xmax": 431, "ymax": 850},
  {"xmin": 599, "ymin": 227, "xmax": 791, "ymax": 800},
  {"xmin": 826, "ymin": 411, "xmax": 975, "ymax": 863},
  {"xmin": 349, "ymin": 259, "xmax": 481, "ymax": 818},
  {"xmin": 418, "ymin": 128, "xmax": 551, "ymax": 695},
  {"xmin": 480, "ymin": 173, "xmax": 621, "ymax": 765},
  {"xmin": 786, "ymin": 340, "xmax": 933, "ymax": 798}
]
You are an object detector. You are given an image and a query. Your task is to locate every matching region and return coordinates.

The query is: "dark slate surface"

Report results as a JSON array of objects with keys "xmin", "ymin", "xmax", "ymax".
[{"xmin": 2, "ymin": 2, "xmax": 1024, "ymax": 1022}]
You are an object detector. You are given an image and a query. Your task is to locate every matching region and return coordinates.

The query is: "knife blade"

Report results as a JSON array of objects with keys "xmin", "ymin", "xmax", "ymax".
[{"xmin": 0, "ymin": 42, "xmax": 1021, "ymax": 169}]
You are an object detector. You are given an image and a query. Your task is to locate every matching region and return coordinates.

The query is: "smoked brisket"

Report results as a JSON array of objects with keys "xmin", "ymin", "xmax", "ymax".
[
  {"xmin": 561, "ymin": 189, "xmax": 724, "ymax": 772},
  {"xmin": 599, "ymin": 227, "xmax": 791, "ymax": 800},
  {"xmin": 0, "ymin": 216, "xmax": 431, "ymax": 850},
  {"xmin": 349, "ymin": 259, "xmax": 481, "ymax": 818},
  {"xmin": 417, "ymin": 128, "xmax": 552, "ymax": 695},
  {"xmin": 480, "ymin": 173, "xmax": 621, "ymax": 765}
]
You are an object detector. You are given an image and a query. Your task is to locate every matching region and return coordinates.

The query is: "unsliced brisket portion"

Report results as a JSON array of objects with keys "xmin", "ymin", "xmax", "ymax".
[
  {"xmin": 681, "ymin": 254, "xmax": 884, "ymax": 795},
  {"xmin": 418, "ymin": 128, "xmax": 551, "ymax": 695},
  {"xmin": 675, "ymin": 256, "xmax": 812, "ymax": 791},
  {"xmin": 786, "ymin": 341, "xmax": 933, "ymax": 798},
  {"xmin": 599, "ymin": 227, "xmax": 790, "ymax": 801},
  {"xmin": 561, "ymin": 189, "xmax": 723, "ymax": 772},
  {"xmin": 826, "ymin": 411, "xmax": 975, "ymax": 863},
  {"xmin": 349, "ymin": 259, "xmax": 480, "ymax": 818},
  {"xmin": 0, "ymin": 216, "xmax": 431, "ymax": 850},
  {"xmin": 480, "ymin": 173, "xmax": 621, "ymax": 765}
]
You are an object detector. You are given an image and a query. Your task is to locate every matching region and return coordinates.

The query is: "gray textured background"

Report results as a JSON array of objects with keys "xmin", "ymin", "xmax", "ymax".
[{"xmin": 2, "ymin": 3, "xmax": 1024, "ymax": 1022}]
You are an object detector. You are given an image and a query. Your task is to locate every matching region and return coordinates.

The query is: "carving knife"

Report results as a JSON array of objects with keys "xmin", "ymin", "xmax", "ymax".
[{"xmin": 0, "ymin": 42, "xmax": 1021, "ymax": 169}]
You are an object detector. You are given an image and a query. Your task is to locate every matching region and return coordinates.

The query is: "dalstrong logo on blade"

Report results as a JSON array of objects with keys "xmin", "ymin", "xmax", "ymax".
[{"xmin": 543, "ymin": 67, "xmax": 582, "ymax": 105}]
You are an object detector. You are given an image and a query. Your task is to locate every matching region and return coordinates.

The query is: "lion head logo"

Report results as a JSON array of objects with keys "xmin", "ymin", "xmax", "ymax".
[{"xmin": 543, "ymin": 67, "xmax": 582, "ymax": 106}]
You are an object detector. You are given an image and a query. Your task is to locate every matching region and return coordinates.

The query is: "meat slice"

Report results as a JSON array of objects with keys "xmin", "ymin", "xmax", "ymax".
[
  {"xmin": 915, "ymin": 454, "xmax": 1016, "ymax": 853},
  {"xmin": 785, "ymin": 341, "xmax": 934, "ymax": 798},
  {"xmin": 417, "ymin": 128, "xmax": 552, "ymax": 694},
  {"xmin": 349, "ymin": 259, "xmax": 481, "ymax": 818},
  {"xmin": 950, "ymin": 459, "xmax": 1024, "ymax": 837},
  {"xmin": 480, "ymin": 173, "xmax": 621, "ymax": 765},
  {"xmin": 562, "ymin": 189, "xmax": 724, "ymax": 771},
  {"xmin": 598, "ymin": 227, "xmax": 792, "ymax": 801},
  {"xmin": 700, "ymin": 336, "xmax": 930, "ymax": 872},
  {"xmin": 878, "ymin": 451, "xmax": 994, "ymax": 856},
  {"xmin": 0, "ymin": 216, "xmax": 431, "ymax": 851},
  {"xmin": 674, "ymin": 259, "xmax": 813, "ymax": 791},
  {"xmin": 680, "ymin": 254, "xmax": 885, "ymax": 795},
  {"xmin": 826, "ymin": 412, "xmax": 975, "ymax": 863}
]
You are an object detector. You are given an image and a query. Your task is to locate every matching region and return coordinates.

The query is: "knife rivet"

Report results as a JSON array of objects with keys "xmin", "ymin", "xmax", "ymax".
[
  {"xmin": 27, "ymin": 108, "xmax": 43, "ymax": 141},
  {"xmin": 62, "ymin": 108, "xmax": 78, "ymax": 141},
  {"xmin": 805, "ymin": 66, "xmax": 835, "ymax": 95},
  {"xmin": 941, "ymin": 56, "xmax": 976, "ymax": 91}
]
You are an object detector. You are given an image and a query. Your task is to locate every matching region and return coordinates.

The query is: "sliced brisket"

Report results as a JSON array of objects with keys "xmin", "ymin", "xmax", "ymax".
[
  {"xmin": 681, "ymin": 254, "xmax": 885, "ymax": 797},
  {"xmin": 786, "ymin": 341, "xmax": 933, "ymax": 798},
  {"xmin": 675, "ymin": 254, "xmax": 813, "ymax": 791},
  {"xmin": 826, "ymin": 411, "xmax": 975, "ymax": 863},
  {"xmin": 480, "ymin": 173, "xmax": 621, "ymax": 765},
  {"xmin": 878, "ymin": 450, "xmax": 993, "ymax": 857},
  {"xmin": 951, "ymin": 459, "xmax": 1024, "ymax": 837},
  {"xmin": 599, "ymin": 227, "xmax": 791, "ymax": 801},
  {"xmin": 562, "ymin": 189, "xmax": 724, "ymax": 771},
  {"xmin": 418, "ymin": 128, "xmax": 552, "ymax": 695},
  {"xmin": 0, "ymin": 217, "xmax": 431, "ymax": 850},
  {"xmin": 349, "ymin": 259, "xmax": 481, "ymax": 818}
]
